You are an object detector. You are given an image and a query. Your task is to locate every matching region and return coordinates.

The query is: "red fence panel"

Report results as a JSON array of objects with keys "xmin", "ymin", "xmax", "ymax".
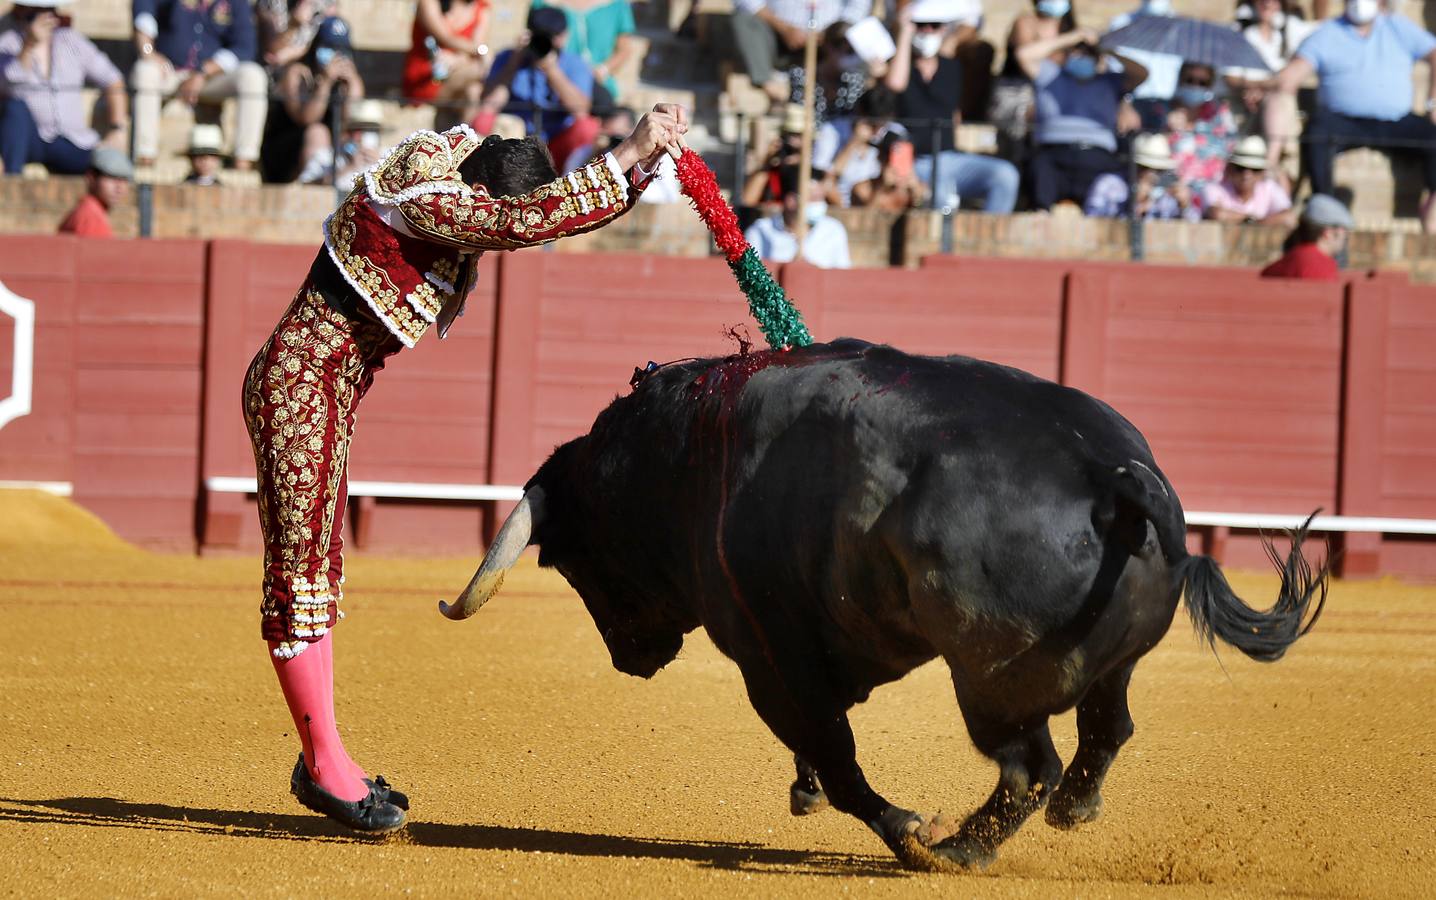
[{"xmin": 1063, "ymin": 265, "xmax": 1345, "ymax": 518}]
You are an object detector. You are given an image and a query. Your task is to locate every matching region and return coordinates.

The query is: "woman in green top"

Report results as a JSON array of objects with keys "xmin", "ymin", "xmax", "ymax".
[{"xmin": 532, "ymin": 0, "xmax": 637, "ymax": 103}]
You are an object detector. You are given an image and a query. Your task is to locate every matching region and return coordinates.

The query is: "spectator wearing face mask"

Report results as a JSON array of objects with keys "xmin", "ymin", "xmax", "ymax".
[
  {"xmin": 1227, "ymin": 0, "xmax": 1316, "ymax": 181},
  {"xmin": 886, "ymin": 0, "xmax": 1021, "ymax": 213},
  {"xmin": 744, "ymin": 181, "xmax": 852, "ymax": 268},
  {"xmin": 1085, "ymin": 131, "xmax": 1199, "ymax": 219},
  {"xmin": 989, "ymin": 0, "xmax": 1076, "ymax": 171},
  {"xmin": 259, "ymin": 15, "xmax": 364, "ymax": 184},
  {"xmin": 1265, "ymin": 0, "xmax": 1436, "ymax": 231},
  {"xmin": 1017, "ymin": 27, "xmax": 1148, "ymax": 210},
  {"xmin": 1163, "ymin": 62, "xmax": 1238, "ymax": 197}
]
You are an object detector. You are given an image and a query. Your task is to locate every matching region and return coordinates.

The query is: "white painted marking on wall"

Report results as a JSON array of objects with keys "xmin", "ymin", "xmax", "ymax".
[{"xmin": 0, "ymin": 279, "xmax": 35, "ymax": 432}]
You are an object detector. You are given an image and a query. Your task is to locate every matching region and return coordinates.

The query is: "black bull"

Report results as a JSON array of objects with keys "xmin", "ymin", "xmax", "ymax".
[{"xmin": 443, "ymin": 338, "xmax": 1327, "ymax": 872}]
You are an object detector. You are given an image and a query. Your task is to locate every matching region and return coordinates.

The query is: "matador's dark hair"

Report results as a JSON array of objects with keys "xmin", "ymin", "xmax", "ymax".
[{"xmin": 459, "ymin": 134, "xmax": 559, "ymax": 197}]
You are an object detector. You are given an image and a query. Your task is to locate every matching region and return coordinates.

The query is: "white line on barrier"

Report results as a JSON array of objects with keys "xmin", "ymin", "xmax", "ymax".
[
  {"xmin": 0, "ymin": 480, "xmax": 73, "ymax": 496},
  {"xmin": 205, "ymin": 476, "xmax": 525, "ymax": 502},
  {"xmin": 1181, "ymin": 512, "xmax": 1436, "ymax": 535}
]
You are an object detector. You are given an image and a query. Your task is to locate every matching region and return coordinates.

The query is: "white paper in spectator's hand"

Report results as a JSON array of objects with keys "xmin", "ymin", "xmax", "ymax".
[{"xmin": 845, "ymin": 17, "xmax": 897, "ymax": 64}]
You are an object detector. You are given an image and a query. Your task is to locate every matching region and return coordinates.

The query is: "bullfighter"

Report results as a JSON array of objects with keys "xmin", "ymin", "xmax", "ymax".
[{"xmin": 242, "ymin": 104, "xmax": 687, "ymax": 833}]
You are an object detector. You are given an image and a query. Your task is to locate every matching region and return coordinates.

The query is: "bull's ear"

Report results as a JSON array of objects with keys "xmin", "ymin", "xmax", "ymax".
[{"xmin": 440, "ymin": 486, "xmax": 544, "ymax": 620}]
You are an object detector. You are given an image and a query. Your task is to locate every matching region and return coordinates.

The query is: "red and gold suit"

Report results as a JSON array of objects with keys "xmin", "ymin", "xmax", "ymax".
[{"xmin": 243, "ymin": 125, "xmax": 648, "ymax": 658}]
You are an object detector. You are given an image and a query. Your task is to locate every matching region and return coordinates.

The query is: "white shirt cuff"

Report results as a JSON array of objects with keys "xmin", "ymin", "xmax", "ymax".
[
  {"xmin": 211, "ymin": 48, "xmax": 239, "ymax": 74},
  {"xmin": 134, "ymin": 13, "xmax": 158, "ymax": 38},
  {"xmin": 602, "ymin": 151, "xmax": 633, "ymax": 196}
]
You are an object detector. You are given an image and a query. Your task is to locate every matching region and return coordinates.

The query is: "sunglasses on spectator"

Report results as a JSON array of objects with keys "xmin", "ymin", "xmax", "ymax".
[{"xmin": 914, "ymin": 21, "xmax": 946, "ymax": 30}]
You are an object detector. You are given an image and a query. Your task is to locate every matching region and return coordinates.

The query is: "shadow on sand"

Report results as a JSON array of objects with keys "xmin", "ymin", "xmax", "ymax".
[{"xmin": 0, "ymin": 796, "xmax": 907, "ymax": 878}]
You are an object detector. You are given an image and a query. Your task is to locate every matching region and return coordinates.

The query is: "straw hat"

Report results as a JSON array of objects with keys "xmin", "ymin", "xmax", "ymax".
[
  {"xmin": 345, "ymin": 98, "xmax": 385, "ymax": 131},
  {"xmin": 780, "ymin": 103, "xmax": 807, "ymax": 134},
  {"xmin": 1131, "ymin": 133, "xmax": 1175, "ymax": 170},
  {"xmin": 1228, "ymin": 134, "xmax": 1269, "ymax": 170},
  {"xmin": 186, "ymin": 123, "xmax": 224, "ymax": 156}
]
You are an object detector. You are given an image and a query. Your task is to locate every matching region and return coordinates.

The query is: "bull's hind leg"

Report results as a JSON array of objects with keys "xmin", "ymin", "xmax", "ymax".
[
  {"xmin": 790, "ymin": 755, "xmax": 829, "ymax": 815},
  {"xmin": 1046, "ymin": 662, "xmax": 1135, "ymax": 829},
  {"xmin": 930, "ymin": 715, "xmax": 1064, "ymax": 870}
]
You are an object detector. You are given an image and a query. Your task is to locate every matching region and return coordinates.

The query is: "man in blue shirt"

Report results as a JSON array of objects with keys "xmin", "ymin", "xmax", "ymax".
[
  {"xmin": 131, "ymin": 0, "xmax": 268, "ymax": 171},
  {"xmin": 476, "ymin": 7, "xmax": 597, "ymax": 172},
  {"xmin": 1267, "ymin": 0, "xmax": 1436, "ymax": 231}
]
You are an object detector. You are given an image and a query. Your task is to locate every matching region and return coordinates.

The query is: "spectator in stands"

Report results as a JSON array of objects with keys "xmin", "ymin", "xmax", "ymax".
[
  {"xmin": 886, "ymin": 5, "xmax": 1020, "ymax": 212},
  {"xmin": 815, "ymin": 85, "xmax": 902, "ymax": 207},
  {"xmin": 402, "ymin": 0, "xmax": 490, "ymax": 127},
  {"xmin": 741, "ymin": 101, "xmax": 804, "ymax": 210},
  {"xmin": 1229, "ymin": 0, "xmax": 1316, "ymax": 179},
  {"xmin": 132, "ymin": 0, "xmax": 269, "ymax": 172},
  {"xmin": 260, "ymin": 15, "xmax": 364, "ymax": 184},
  {"xmin": 1164, "ymin": 62, "xmax": 1238, "ymax": 197},
  {"xmin": 1107, "ymin": 0, "xmax": 1181, "ymax": 111},
  {"xmin": 744, "ymin": 182, "xmax": 853, "ymax": 268},
  {"xmin": 476, "ymin": 7, "xmax": 597, "ymax": 171},
  {"xmin": 534, "ymin": 0, "xmax": 637, "ymax": 107},
  {"xmin": 327, "ymin": 97, "xmax": 385, "ymax": 192},
  {"xmin": 1203, "ymin": 134, "xmax": 1295, "ymax": 224},
  {"xmin": 853, "ymin": 131, "xmax": 924, "ymax": 210},
  {"xmin": 1019, "ymin": 27, "xmax": 1147, "ymax": 211},
  {"xmin": 1262, "ymin": 192, "xmax": 1351, "ymax": 279},
  {"xmin": 989, "ymin": 0, "xmax": 1077, "ymax": 169},
  {"xmin": 1266, "ymin": 0, "xmax": 1436, "ymax": 231},
  {"xmin": 1, "ymin": 0, "xmax": 128, "ymax": 175},
  {"xmin": 786, "ymin": 22, "xmax": 867, "ymax": 126},
  {"xmin": 886, "ymin": 0, "xmax": 992, "ymax": 122},
  {"xmin": 58, "ymin": 145, "xmax": 130, "ymax": 236},
  {"xmin": 183, "ymin": 122, "xmax": 223, "ymax": 184},
  {"xmin": 729, "ymin": 0, "xmax": 868, "ymax": 103},
  {"xmin": 1085, "ymin": 131, "xmax": 1199, "ymax": 219},
  {"xmin": 256, "ymin": 0, "xmax": 333, "ymax": 70}
]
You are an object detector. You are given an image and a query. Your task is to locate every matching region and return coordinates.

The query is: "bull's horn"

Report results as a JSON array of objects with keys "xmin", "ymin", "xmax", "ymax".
[{"xmin": 439, "ymin": 486, "xmax": 544, "ymax": 620}]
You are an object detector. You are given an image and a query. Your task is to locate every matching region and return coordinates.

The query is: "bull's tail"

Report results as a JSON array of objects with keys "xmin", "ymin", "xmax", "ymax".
[{"xmin": 1108, "ymin": 462, "xmax": 1329, "ymax": 663}]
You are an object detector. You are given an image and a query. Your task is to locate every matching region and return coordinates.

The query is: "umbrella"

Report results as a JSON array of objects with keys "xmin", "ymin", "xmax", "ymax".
[{"xmin": 1102, "ymin": 14, "xmax": 1270, "ymax": 72}]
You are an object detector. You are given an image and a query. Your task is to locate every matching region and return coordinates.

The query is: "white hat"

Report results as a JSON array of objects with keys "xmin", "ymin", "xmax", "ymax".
[
  {"xmin": 187, "ymin": 123, "xmax": 224, "ymax": 156},
  {"xmin": 1131, "ymin": 133, "xmax": 1175, "ymax": 170},
  {"xmin": 1228, "ymin": 134, "xmax": 1269, "ymax": 170},
  {"xmin": 345, "ymin": 98, "xmax": 385, "ymax": 131},
  {"xmin": 12, "ymin": 0, "xmax": 76, "ymax": 8},
  {"xmin": 907, "ymin": 0, "xmax": 979, "ymax": 25},
  {"xmin": 780, "ymin": 102, "xmax": 807, "ymax": 134}
]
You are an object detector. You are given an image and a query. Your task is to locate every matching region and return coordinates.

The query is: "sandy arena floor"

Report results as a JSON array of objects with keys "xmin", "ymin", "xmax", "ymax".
[{"xmin": 1, "ymin": 490, "xmax": 1433, "ymax": 898}]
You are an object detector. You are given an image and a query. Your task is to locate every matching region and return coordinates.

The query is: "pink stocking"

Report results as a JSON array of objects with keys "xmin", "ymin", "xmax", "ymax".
[
  {"xmin": 316, "ymin": 631, "xmax": 369, "ymax": 783},
  {"xmin": 270, "ymin": 632, "xmax": 368, "ymax": 802}
]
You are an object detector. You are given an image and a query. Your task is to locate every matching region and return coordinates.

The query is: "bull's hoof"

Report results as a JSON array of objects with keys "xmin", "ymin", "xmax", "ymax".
[
  {"xmin": 789, "ymin": 783, "xmax": 829, "ymax": 816},
  {"xmin": 1045, "ymin": 790, "xmax": 1102, "ymax": 830},
  {"xmin": 879, "ymin": 810, "xmax": 972, "ymax": 874},
  {"xmin": 930, "ymin": 835, "xmax": 998, "ymax": 871}
]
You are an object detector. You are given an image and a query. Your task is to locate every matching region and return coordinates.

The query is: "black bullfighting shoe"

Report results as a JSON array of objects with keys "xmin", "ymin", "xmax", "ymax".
[
  {"xmin": 290, "ymin": 754, "xmax": 407, "ymax": 834},
  {"xmin": 365, "ymin": 774, "xmax": 409, "ymax": 811}
]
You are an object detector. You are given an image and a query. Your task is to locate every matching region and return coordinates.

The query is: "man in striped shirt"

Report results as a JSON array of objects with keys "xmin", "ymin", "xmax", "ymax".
[
  {"xmin": 0, "ymin": 0, "xmax": 128, "ymax": 175},
  {"xmin": 730, "ymin": 0, "xmax": 869, "ymax": 100}
]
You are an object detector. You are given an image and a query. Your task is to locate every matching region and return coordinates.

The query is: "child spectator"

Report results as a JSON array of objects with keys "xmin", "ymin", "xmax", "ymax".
[
  {"xmin": 183, "ymin": 123, "xmax": 224, "ymax": 184},
  {"xmin": 1, "ymin": 0, "xmax": 128, "ymax": 175},
  {"xmin": 1084, "ymin": 131, "xmax": 1198, "ymax": 219}
]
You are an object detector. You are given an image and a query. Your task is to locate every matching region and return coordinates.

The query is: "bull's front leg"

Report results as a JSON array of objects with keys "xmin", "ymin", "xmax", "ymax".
[
  {"xmin": 734, "ymin": 658, "xmax": 943, "ymax": 871},
  {"xmin": 789, "ymin": 755, "xmax": 828, "ymax": 815}
]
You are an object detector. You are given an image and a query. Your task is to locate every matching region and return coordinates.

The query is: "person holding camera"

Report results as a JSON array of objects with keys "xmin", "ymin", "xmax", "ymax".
[
  {"xmin": 1, "ymin": 0, "xmax": 129, "ymax": 175},
  {"xmin": 474, "ymin": 7, "xmax": 597, "ymax": 171},
  {"xmin": 259, "ymin": 15, "xmax": 364, "ymax": 184}
]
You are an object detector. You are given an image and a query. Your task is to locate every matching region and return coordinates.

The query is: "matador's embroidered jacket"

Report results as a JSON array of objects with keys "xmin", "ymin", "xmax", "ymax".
[{"xmin": 323, "ymin": 123, "xmax": 648, "ymax": 348}]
